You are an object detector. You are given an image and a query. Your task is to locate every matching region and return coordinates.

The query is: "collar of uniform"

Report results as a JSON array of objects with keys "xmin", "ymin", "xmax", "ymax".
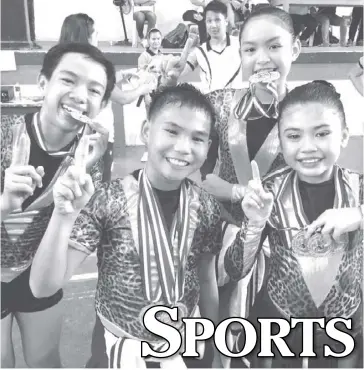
[
  {"xmin": 206, "ymin": 33, "xmax": 230, "ymax": 51},
  {"xmin": 30, "ymin": 112, "xmax": 83, "ymax": 157},
  {"xmin": 146, "ymin": 47, "xmax": 161, "ymax": 56}
]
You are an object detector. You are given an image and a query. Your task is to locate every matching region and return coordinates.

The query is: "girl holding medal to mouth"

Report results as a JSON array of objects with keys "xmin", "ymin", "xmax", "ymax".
[{"xmin": 193, "ymin": 6, "xmax": 301, "ymax": 364}]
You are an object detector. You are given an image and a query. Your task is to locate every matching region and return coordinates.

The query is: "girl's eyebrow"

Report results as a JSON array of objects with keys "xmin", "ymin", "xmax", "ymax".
[
  {"xmin": 242, "ymin": 36, "xmax": 281, "ymax": 45},
  {"xmin": 283, "ymin": 127, "xmax": 301, "ymax": 133},
  {"xmin": 313, "ymin": 124, "xmax": 331, "ymax": 130},
  {"xmin": 283, "ymin": 124, "xmax": 331, "ymax": 133}
]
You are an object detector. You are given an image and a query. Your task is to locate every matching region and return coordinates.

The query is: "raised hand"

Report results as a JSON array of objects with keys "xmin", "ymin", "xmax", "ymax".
[
  {"xmin": 193, "ymin": 13, "xmax": 203, "ymax": 21},
  {"xmin": 115, "ymin": 68, "xmax": 140, "ymax": 84},
  {"xmin": 137, "ymin": 71, "xmax": 159, "ymax": 94},
  {"xmin": 2, "ymin": 133, "xmax": 44, "ymax": 213},
  {"xmin": 53, "ymin": 135, "xmax": 95, "ymax": 216},
  {"xmin": 162, "ymin": 28, "xmax": 199, "ymax": 84},
  {"xmin": 305, "ymin": 207, "xmax": 363, "ymax": 242},
  {"xmin": 241, "ymin": 161, "xmax": 274, "ymax": 227},
  {"xmin": 68, "ymin": 110, "xmax": 110, "ymax": 169},
  {"xmin": 180, "ymin": 27, "xmax": 200, "ymax": 62},
  {"xmin": 83, "ymin": 120, "xmax": 110, "ymax": 169}
]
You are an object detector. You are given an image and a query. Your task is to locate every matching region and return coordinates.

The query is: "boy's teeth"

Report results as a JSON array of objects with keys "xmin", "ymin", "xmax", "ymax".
[
  {"xmin": 301, "ymin": 158, "xmax": 320, "ymax": 163},
  {"xmin": 168, "ymin": 158, "xmax": 188, "ymax": 166}
]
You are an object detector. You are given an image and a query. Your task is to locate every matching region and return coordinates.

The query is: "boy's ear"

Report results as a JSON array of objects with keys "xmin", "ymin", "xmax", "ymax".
[
  {"xmin": 292, "ymin": 38, "xmax": 301, "ymax": 62},
  {"xmin": 140, "ymin": 119, "xmax": 150, "ymax": 145},
  {"xmin": 341, "ymin": 127, "xmax": 349, "ymax": 148},
  {"xmin": 37, "ymin": 73, "xmax": 48, "ymax": 96}
]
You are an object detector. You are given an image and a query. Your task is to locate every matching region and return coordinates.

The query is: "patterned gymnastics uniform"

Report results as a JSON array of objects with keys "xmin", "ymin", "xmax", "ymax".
[
  {"xmin": 203, "ymin": 88, "xmax": 286, "ymax": 344},
  {"xmin": 1, "ymin": 113, "xmax": 102, "ymax": 318},
  {"xmin": 204, "ymin": 88, "xmax": 285, "ymax": 222},
  {"xmin": 224, "ymin": 165, "xmax": 363, "ymax": 368},
  {"xmin": 68, "ymin": 170, "xmax": 246, "ymax": 367}
]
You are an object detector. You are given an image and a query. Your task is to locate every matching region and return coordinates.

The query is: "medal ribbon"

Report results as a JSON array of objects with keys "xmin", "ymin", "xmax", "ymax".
[
  {"xmin": 138, "ymin": 170, "xmax": 190, "ymax": 304},
  {"xmin": 32, "ymin": 112, "xmax": 85, "ymax": 157}
]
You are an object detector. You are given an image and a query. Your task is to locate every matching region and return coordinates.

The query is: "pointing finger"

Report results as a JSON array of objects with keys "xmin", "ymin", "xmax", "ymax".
[
  {"xmin": 74, "ymin": 136, "xmax": 89, "ymax": 185},
  {"xmin": 12, "ymin": 134, "xmax": 30, "ymax": 166},
  {"xmin": 251, "ymin": 160, "xmax": 261, "ymax": 182}
]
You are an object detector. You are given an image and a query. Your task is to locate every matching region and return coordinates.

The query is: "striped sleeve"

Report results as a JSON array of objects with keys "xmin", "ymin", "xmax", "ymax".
[{"xmin": 187, "ymin": 49, "xmax": 198, "ymax": 71}]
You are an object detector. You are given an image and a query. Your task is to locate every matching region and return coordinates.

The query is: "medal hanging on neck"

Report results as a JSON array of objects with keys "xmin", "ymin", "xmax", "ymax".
[
  {"xmin": 137, "ymin": 169, "xmax": 190, "ymax": 305},
  {"xmin": 32, "ymin": 112, "xmax": 86, "ymax": 158},
  {"xmin": 234, "ymin": 70, "xmax": 280, "ymax": 121}
]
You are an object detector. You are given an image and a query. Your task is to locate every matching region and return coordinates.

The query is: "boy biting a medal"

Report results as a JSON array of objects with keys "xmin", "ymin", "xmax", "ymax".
[{"xmin": 1, "ymin": 42, "xmax": 115, "ymax": 368}]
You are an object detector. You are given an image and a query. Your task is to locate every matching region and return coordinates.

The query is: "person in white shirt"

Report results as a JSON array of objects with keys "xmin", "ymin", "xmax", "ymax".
[
  {"xmin": 179, "ymin": 0, "xmax": 242, "ymax": 93},
  {"xmin": 137, "ymin": 28, "xmax": 163, "ymax": 70}
]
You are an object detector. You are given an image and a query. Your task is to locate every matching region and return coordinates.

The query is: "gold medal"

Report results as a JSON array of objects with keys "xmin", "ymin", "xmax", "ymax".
[
  {"xmin": 249, "ymin": 70, "xmax": 280, "ymax": 85},
  {"xmin": 291, "ymin": 230, "xmax": 348, "ymax": 257}
]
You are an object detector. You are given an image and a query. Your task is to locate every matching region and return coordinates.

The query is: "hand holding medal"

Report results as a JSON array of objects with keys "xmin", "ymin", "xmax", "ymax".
[
  {"xmin": 241, "ymin": 160, "xmax": 274, "ymax": 227},
  {"xmin": 2, "ymin": 133, "xmax": 44, "ymax": 213},
  {"xmin": 68, "ymin": 110, "xmax": 109, "ymax": 169},
  {"xmin": 305, "ymin": 208, "xmax": 362, "ymax": 243},
  {"xmin": 53, "ymin": 135, "xmax": 95, "ymax": 215}
]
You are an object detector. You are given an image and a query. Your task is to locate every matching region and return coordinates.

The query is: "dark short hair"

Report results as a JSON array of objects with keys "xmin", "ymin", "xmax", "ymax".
[
  {"xmin": 147, "ymin": 83, "xmax": 216, "ymax": 136},
  {"xmin": 148, "ymin": 28, "xmax": 162, "ymax": 38},
  {"xmin": 239, "ymin": 6, "xmax": 296, "ymax": 42},
  {"xmin": 59, "ymin": 13, "xmax": 95, "ymax": 44},
  {"xmin": 204, "ymin": 0, "xmax": 228, "ymax": 19},
  {"xmin": 279, "ymin": 80, "xmax": 346, "ymax": 127},
  {"xmin": 40, "ymin": 43, "xmax": 115, "ymax": 102}
]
